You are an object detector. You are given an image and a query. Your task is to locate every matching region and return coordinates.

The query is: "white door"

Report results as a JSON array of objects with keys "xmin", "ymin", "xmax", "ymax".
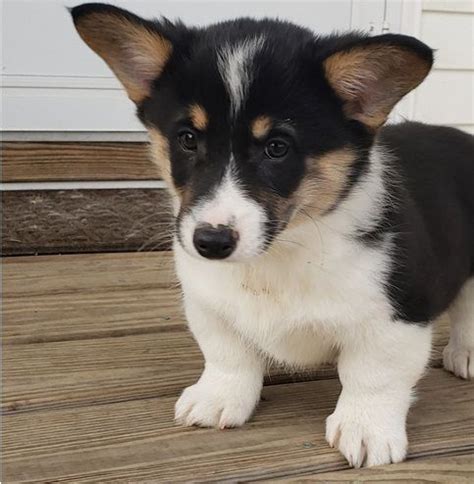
[{"xmin": 2, "ymin": 0, "xmax": 395, "ymax": 137}]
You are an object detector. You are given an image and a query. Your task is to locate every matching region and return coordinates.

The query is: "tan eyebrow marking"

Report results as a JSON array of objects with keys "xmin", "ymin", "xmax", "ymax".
[
  {"xmin": 189, "ymin": 104, "xmax": 209, "ymax": 131},
  {"xmin": 251, "ymin": 115, "xmax": 272, "ymax": 139}
]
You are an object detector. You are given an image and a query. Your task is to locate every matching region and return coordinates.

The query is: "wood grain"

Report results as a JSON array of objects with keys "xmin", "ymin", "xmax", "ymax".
[
  {"xmin": 272, "ymin": 454, "xmax": 474, "ymax": 482},
  {"xmin": 3, "ymin": 252, "xmax": 450, "ymax": 414},
  {"xmin": 2, "ymin": 189, "xmax": 173, "ymax": 255},
  {"xmin": 3, "ymin": 332, "xmax": 203, "ymax": 413},
  {"xmin": 2, "ymin": 141, "xmax": 159, "ymax": 182},
  {"xmin": 3, "ymin": 370, "xmax": 473, "ymax": 482},
  {"xmin": 3, "ymin": 252, "xmax": 179, "ymax": 345}
]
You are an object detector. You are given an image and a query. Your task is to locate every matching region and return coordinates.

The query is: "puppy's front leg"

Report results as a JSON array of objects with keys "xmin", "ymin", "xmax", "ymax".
[
  {"xmin": 175, "ymin": 297, "xmax": 264, "ymax": 429},
  {"xmin": 326, "ymin": 321, "xmax": 432, "ymax": 467}
]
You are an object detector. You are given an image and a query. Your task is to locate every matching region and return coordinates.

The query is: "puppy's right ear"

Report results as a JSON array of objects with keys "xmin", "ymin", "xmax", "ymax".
[{"xmin": 71, "ymin": 3, "xmax": 173, "ymax": 103}]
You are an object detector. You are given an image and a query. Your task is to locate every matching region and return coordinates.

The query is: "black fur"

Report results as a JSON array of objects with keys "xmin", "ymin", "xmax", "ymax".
[{"xmin": 379, "ymin": 123, "xmax": 474, "ymax": 322}]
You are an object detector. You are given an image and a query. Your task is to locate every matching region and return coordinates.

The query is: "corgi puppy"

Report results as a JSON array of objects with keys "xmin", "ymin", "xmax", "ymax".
[{"xmin": 72, "ymin": 3, "xmax": 474, "ymax": 468}]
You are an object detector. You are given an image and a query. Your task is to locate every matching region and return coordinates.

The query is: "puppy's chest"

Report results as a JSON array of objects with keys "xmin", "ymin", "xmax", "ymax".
[
  {"xmin": 206, "ymin": 257, "xmax": 379, "ymax": 326},
  {"xmin": 176, "ymin": 242, "xmax": 390, "ymax": 363}
]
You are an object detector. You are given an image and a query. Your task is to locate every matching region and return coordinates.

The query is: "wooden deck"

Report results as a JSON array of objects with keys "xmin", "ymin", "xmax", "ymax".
[{"xmin": 3, "ymin": 252, "xmax": 474, "ymax": 482}]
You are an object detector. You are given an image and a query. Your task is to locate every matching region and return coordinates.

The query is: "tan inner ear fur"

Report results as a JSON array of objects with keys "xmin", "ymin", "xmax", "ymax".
[
  {"xmin": 75, "ymin": 13, "xmax": 172, "ymax": 103},
  {"xmin": 290, "ymin": 148, "xmax": 357, "ymax": 223},
  {"xmin": 324, "ymin": 46, "xmax": 431, "ymax": 129},
  {"xmin": 251, "ymin": 116, "xmax": 273, "ymax": 139},
  {"xmin": 189, "ymin": 104, "xmax": 209, "ymax": 131}
]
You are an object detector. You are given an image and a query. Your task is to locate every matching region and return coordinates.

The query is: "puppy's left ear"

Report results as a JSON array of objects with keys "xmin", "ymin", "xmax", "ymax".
[
  {"xmin": 71, "ymin": 3, "xmax": 173, "ymax": 103},
  {"xmin": 323, "ymin": 34, "xmax": 433, "ymax": 129}
]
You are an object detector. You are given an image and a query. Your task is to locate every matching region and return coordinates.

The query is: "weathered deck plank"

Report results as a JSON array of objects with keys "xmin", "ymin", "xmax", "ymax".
[
  {"xmin": 272, "ymin": 454, "xmax": 474, "ymax": 482},
  {"xmin": 3, "ymin": 332, "xmax": 203, "ymax": 413},
  {"xmin": 3, "ymin": 370, "xmax": 473, "ymax": 483},
  {"xmin": 3, "ymin": 252, "xmax": 181, "ymax": 344}
]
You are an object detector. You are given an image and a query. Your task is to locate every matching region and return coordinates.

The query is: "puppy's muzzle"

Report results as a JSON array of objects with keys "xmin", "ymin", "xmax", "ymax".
[{"xmin": 193, "ymin": 224, "xmax": 239, "ymax": 259}]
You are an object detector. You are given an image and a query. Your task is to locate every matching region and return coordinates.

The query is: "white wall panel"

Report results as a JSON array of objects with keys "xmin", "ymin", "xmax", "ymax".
[
  {"xmin": 3, "ymin": 88, "xmax": 143, "ymax": 131},
  {"xmin": 410, "ymin": 1, "xmax": 474, "ymax": 130},
  {"xmin": 422, "ymin": 0, "xmax": 474, "ymax": 13},
  {"xmin": 415, "ymin": 70, "xmax": 474, "ymax": 125},
  {"xmin": 421, "ymin": 11, "xmax": 474, "ymax": 69}
]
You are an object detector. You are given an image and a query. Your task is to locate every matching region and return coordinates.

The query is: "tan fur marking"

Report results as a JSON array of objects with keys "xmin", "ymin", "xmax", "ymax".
[
  {"xmin": 189, "ymin": 104, "xmax": 208, "ymax": 131},
  {"xmin": 149, "ymin": 129, "xmax": 194, "ymax": 207},
  {"xmin": 75, "ymin": 12, "xmax": 172, "ymax": 103},
  {"xmin": 324, "ymin": 46, "xmax": 431, "ymax": 129},
  {"xmin": 148, "ymin": 129, "xmax": 175, "ymax": 195},
  {"xmin": 251, "ymin": 148, "xmax": 356, "ymax": 234},
  {"xmin": 293, "ymin": 148, "xmax": 357, "ymax": 220},
  {"xmin": 251, "ymin": 116, "xmax": 272, "ymax": 139}
]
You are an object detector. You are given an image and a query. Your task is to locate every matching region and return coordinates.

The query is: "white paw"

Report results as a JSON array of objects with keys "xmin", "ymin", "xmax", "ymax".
[
  {"xmin": 326, "ymin": 403, "xmax": 408, "ymax": 467},
  {"xmin": 175, "ymin": 369, "xmax": 261, "ymax": 429},
  {"xmin": 443, "ymin": 343, "xmax": 474, "ymax": 380}
]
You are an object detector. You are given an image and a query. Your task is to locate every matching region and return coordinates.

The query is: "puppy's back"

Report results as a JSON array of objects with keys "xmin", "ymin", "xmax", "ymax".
[{"xmin": 379, "ymin": 122, "xmax": 474, "ymax": 321}]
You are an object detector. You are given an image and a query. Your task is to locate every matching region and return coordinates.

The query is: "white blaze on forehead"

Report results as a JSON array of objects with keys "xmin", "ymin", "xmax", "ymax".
[
  {"xmin": 218, "ymin": 36, "xmax": 265, "ymax": 118},
  {"xmin": 196, "ymin": 167, "xmax": 248, "ymax": 227}
]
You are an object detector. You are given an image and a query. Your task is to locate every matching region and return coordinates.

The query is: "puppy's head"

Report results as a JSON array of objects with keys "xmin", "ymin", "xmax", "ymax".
[{"xmin": 72, "ymin": 4, "xmax": 432, "ymax": 261}]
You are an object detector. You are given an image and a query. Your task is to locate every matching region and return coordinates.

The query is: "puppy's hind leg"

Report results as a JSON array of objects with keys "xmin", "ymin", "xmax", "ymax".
[{"xmin": 443, "ymin": 277, "xmax": 474, "ymax": 380}]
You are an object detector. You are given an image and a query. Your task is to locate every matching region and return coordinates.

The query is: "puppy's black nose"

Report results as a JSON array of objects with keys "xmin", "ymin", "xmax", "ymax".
[{"xmin": 193, "ymin": 225, "xmax": 238, "ymax": 259}]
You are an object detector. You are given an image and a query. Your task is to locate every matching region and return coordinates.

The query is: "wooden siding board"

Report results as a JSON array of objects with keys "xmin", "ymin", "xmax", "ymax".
[{"xmin": 2, "ymin": 141, "xmax": 159, "ymax": 182}]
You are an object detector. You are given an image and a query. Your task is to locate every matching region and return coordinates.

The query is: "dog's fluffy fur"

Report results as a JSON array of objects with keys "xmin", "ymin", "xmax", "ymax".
[{"xmin": 72, "ymin": 3, "xmax": 474, "ymax": 468}]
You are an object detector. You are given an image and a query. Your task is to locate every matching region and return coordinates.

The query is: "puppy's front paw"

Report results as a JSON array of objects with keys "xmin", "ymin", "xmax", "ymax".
[
  {"xmin": 443, "ymin": 342, "xmax": 474, "ymax": 380},
  {"xmin": 175, "ymin": 370, "xmax": 261, "ymax": 429},
  {"xmin": 326, "ymin": 402, "xmax": 408, "ymax": 467}
]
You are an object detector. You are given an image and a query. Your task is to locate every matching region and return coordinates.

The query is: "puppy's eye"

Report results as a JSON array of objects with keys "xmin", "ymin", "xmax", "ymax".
[
  {"xmin": 265, "ymin": 138, "xmax": 289, "ymax": 159},
  {"xmin": 178, "ymin": 130, "xmax": 198, "ymax": 152}
]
